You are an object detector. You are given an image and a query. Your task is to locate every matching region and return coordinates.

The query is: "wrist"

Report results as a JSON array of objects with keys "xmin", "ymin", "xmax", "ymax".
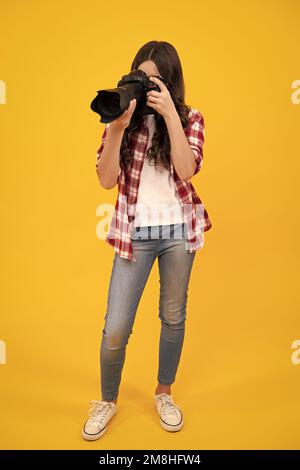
[
  {"xmin": 164, "ymin": 107, "xmax": 180, "ymax": 124},
  {"xmin": 109, "ymin": 122, "xmax": 125, "ymax": 136}
]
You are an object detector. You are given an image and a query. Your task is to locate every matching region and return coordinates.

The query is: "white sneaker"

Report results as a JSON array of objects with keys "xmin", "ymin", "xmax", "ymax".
[
  {"xmin": 82, "ymin": 400, "xmax": 117, "ymax": 441},
  {"xmin": 154, "ymin": 393, "xmax": 184, "ymax": 432}
]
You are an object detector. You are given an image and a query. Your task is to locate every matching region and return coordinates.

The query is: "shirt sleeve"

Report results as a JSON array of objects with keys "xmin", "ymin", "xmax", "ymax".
[
  {"xmin": 186, "ymin": 111, "xmax": 205, "ymax": 176},
  {"xmin": 95, "ymin": 123, "xmax": 111, "ymax": 171}
]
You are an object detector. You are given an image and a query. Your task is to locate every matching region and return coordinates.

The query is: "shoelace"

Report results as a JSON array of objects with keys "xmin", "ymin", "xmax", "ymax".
[
  {"xmin": 158, "ymin": 395, "xmax": 180, "ymax": 418},
  {"xmin": 87, "ymin": 400, "xmax": 114, "ymax": 426}
]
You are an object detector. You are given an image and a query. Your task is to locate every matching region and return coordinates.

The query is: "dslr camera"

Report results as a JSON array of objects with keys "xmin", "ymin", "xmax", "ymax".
[{"xmin": 90, "ymin": 69, "xmax": 171, "ymax": 129}]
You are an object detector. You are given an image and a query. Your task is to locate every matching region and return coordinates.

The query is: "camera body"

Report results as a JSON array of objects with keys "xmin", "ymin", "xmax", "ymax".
[{"xmin": 90, "ymin": 69, "xmax": 170, "ymax": 129}]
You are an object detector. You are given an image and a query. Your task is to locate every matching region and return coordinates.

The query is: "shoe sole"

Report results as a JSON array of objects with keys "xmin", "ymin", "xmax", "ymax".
[
  {"xmin": 156, "ymin": 405, "xmax": 184, "ymax": 432},
  {"xmin": 159, "ymin": 417, "xmax": 184, "ymax": 432},
  {"xmin": 82, "ymin": 425, "xmax": 107, "ymax": 441},
  {"xmin": 81, "ymin": 411, "xmax": 117, "ymax": 441}
]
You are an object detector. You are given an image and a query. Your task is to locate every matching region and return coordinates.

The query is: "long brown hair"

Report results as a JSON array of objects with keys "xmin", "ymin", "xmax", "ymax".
[{"xmin": 121, "ymin": 41, "xmax": 192, "ymax": 172}]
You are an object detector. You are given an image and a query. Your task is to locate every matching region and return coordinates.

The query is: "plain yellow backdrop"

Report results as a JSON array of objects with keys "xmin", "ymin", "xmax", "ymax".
[{"xmin": 0, "ymin": 0, "xmax": 299, "ymax": 450}]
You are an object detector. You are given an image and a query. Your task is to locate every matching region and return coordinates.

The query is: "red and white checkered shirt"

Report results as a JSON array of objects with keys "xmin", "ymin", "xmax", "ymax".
[{"xmin": 96, "ymin": 108, "xmax": 212, "ymax": 262}]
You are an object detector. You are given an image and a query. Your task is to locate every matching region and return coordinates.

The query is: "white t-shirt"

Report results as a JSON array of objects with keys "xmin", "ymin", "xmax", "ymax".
[{"xmin": 133, "ymin": 114, "xmax": 185, "ymax": 227}]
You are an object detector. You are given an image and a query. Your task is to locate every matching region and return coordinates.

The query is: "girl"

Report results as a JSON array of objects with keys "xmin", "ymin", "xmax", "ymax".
[{"xmin": 82, "ymin": 41, "xmax": 212, "ymax": 440}]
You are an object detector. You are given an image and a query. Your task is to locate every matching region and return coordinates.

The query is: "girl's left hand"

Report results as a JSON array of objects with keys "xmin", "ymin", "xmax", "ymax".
[{"xmin": 146, "ymin": 76, "xmax": 177, "ymax": 119}]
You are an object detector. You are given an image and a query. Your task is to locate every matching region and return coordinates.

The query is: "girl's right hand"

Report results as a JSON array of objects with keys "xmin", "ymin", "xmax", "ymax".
[{"xmin": 109, "ymin": 99, "xmax": 137, "ymax": 131}]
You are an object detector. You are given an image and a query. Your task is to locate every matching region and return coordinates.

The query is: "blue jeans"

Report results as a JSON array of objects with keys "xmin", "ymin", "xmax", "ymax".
[{"xmin": 100, "ymin": 223, "xmax": 196, "ymax": 401}]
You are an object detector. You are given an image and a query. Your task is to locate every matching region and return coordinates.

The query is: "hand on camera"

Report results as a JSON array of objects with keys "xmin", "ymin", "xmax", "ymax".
[
  {"xmin": 110, "ymin": 99, "xmax": 137, "ymax": 131},
  {"xmin": 146, "ymin": 76, "xmax": 176, "ymax": 120}
]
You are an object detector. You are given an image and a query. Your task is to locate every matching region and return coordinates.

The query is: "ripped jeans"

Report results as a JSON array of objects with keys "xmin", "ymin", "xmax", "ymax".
[{"xmin": 100, "ymin": 223, "xmax": 196, "ymax": 401}]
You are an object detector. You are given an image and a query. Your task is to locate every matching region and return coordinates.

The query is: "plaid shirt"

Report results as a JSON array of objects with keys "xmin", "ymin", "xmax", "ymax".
[{"xmin": 96, "ymin": 108, "xmax": 212, "ymax": 262}]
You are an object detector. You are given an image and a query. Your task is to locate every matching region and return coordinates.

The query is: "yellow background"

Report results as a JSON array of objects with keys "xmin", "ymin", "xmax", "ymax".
[{"xmin": 1, "ymin": 0, "xmax": 300, "ymax": 450}]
